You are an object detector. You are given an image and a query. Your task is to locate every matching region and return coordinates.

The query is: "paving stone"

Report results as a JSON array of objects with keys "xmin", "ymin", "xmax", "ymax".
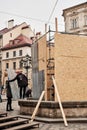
[{"xmin": 1, "ymin": 96, "xmax": 87, "ymax": 130}]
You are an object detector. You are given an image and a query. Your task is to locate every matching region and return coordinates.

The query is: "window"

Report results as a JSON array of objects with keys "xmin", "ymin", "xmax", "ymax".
[
  {"xmin": 6, "ymin": 63, "xmax": 9, "ymax": 69},
  {"xmin": 10, "ymin": 33, "xmax": 12, "ymax": 37},
  {"xmin": 71, "ymin": 18, "xmax": 78, "ymax": 29},
  {"xmin": 13, "ymin": 62, "xmax": 16, "ymax": 70},
  {"xmin": 13, "ymin": 51, "xmax": 16, "ymax": 57},
  {"xmin": 6, "ymin": 52, "xmax": 9, "ymax": 58},
  {"xmin": 19, "ymin": 61, "xmax": 23, "ymax": 68},
  {"xmin": 84, "ymin": 15, "xmax": 87, "ymax": 25},
  {"xmin": 19, "ymin": 50, "xmax": 22, "ymax": 56}
]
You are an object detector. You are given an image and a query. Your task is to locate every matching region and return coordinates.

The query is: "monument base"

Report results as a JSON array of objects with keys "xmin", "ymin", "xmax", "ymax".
[{"xmin": 18, "ymin": 100, "xmax": 87, "ymax": 118}]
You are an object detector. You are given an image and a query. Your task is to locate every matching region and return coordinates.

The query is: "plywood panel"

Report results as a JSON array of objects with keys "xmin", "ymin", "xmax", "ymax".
[
  {"xmin": 38, "ymin": 36, "xmax": 47, "ymax": 71},
  {"xmin": 55, "ymin": 33, "xmax": 87, "ymax": 101},
  {"xmin": 38, "ymin": 35, "xmax": 47, "ymax": 100}
]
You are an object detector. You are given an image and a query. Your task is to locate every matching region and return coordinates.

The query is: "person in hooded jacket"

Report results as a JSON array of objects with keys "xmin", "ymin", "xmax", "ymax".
[{"xmin": 6, "ymin": 80, "xmax": 13, "ymax": 111}]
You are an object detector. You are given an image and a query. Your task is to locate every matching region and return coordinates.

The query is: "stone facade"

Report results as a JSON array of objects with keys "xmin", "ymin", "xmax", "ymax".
[
  {"xmin": 63, "ymin": 2, "xmax": 87, "ymax": 34},
  {"xmin": 18, "ymin": 100, "xmax": 87, "ymax": 118}
]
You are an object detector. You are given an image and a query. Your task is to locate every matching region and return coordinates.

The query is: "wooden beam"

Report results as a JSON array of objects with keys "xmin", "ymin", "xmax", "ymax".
[
  {"xmin": 30, "ymin": 91, "xmax": 45, "ymax": 123},
  {"xmin": 55, "ymin": 17, "xmax": 58, "ymax": 32},
  {"xmin": 45, "ymin": 24, "xmax": 47, "ymax": 33},
  {"xmin": 52, "ymin": 76, "xmax": 68, "ymax": 126}
]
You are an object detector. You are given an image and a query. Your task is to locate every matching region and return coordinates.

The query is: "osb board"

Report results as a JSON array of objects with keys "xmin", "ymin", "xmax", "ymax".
[
  {"xmin": 38, "ymin": 36, "xmax": 55, "ymax": 100},
  {"xmin": 38, "ymin": 36, "xmax": 47, "ymax": 71},
  {"xmin": 38, "ymin": 35, "xmax": 47, "ymax": 100},
  {"xmin": 54, "ymin": 33, "xmax": 87, "ymax": 101}
]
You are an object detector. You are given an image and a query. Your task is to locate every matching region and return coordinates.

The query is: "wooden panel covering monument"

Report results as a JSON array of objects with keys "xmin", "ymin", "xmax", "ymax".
[
  {"xmin": 54, "ymin": 33, "xmax": 87, "ymax": 101},
  {"xmin": 18, "ymin": 19, "xmax": 87, "ymax": 119}
]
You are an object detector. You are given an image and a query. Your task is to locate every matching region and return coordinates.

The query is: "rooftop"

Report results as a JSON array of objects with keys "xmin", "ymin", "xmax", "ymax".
[{"xmin": 1, "ymin": 34, "xmax": 32, "ymax": 50}]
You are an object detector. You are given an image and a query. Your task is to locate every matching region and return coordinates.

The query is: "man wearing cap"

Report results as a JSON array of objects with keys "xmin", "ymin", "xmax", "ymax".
[{"xmin": 8, "ymin": 71, "xmax": 28, "ymax": 99}]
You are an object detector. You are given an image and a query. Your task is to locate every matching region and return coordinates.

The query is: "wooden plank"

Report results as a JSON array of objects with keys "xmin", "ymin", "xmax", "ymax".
[
  {"xmin": 0, "ymin": 119, "xmax": 29, "ymax": 129},
  {"xmin": 52, "ymin": 76, "xmax": 68, "ymax": 127},
  {"xmin": 0, "ymin": 112, "xmax": 7, "ymax": 117},
  {"xmin": 0, "ymin": 115, "xmax": 18, "ymax": 122},
  {"xmin": 30, "ymin": 91, "xmax": 45, "ymax": 123},
  {"xmin": 3, "ymin": 122, "xmax": 39, "ymax": 130}
]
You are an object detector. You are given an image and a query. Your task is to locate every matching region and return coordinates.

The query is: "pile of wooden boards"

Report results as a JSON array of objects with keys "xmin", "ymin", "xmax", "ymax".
[{"xmin": 0, "ymin": 111, "xmax": 39, "ymax": 130}]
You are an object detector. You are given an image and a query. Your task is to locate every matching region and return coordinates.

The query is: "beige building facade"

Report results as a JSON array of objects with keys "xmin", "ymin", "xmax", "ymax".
[
  {"xmin": 2, "ymin": 34, "xmax": 32, "ymax": 87},
  {"xmin": 62, "ymin": 2, "xmax": 87, "ymax": 34},
  {"xmin": 2, "ymin": 20, "xmax": 34, "ymax": 47},
  {"xmin": 0, "ymin": 20, "xmax": 35, "ymax": 84}
]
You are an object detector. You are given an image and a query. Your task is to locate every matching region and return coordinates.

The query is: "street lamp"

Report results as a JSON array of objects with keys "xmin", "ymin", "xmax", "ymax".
[{"xmin": 20, "ymin": 54, "xmax": 32, "ymax": 79}]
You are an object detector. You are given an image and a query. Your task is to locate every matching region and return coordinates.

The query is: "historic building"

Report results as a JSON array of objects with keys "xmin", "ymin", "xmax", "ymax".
[
  {"xmin": 62, "ymin": 2, "xmax": 87, "ymax": 34},
  {"xmin": 1, "ymin": 34, "xmax": 33, "ymax": 87},
  {"xmin": 0, "ymin": 19, "xmax": 35, "ymax": 84}
]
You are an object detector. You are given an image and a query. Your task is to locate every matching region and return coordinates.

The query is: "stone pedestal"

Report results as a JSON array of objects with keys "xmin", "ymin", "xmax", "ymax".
[{"xmin": 18, "ymin": 100, "xmax": 87, "ymax": 118}]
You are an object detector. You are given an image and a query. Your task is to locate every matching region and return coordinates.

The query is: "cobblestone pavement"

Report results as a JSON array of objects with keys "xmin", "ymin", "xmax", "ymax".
[
  {"xmin": 32, "ymin": 123, "xmax": 87, "ymax": 130},
  {"xmin": 1, "ymin": 95, "xmax": 87, "ymax": 130}
]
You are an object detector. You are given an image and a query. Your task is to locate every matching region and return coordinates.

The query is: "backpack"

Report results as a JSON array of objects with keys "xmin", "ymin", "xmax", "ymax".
[{"xmin": 18, "ymin": 73, "xmax": 28, "ymax": 87}]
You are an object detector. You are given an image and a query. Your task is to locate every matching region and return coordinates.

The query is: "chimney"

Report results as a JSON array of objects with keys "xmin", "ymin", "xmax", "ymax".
[{"xmin": 8, "ymin": 19, "xmax": 14, "ymax": 29}]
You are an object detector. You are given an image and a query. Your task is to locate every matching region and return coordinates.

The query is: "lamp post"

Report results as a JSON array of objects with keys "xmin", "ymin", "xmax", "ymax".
[{"xmin": 20, "ymin": 54, "xmax": 32, "ymax": 79}]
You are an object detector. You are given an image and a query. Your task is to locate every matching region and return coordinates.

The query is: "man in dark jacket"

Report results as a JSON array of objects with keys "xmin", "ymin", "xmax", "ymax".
[
  {"xmin": 6, "ymin": 80, "xmax": 13, "ymax": 111},
  {"xmin": 8, "ymin": 72, "xmax": 28, "ymax": 99}
]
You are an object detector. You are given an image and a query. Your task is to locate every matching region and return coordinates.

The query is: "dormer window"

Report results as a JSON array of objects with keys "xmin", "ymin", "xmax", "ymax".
[{"xmin": 9, "ymin": 40, "xmax": 14, "ymax": 45}]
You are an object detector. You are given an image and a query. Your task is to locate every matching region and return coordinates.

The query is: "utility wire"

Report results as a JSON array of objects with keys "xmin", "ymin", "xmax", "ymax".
[
  {"xmin": 0, "ymin": 11, "xmax": 46, "ymax": 23},
  {"xmin": 0, "ymin": 9, "xmax": 64, "ymax": 27},
  {"xmin": 47, "ymin": 0, "xmax": 59, "ymax": 24}
]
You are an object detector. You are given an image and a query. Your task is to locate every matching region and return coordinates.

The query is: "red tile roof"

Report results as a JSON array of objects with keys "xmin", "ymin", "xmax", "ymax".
[
  {"xmin": 1, "ymin": 34, "xmax": 32, "ymax": 51},
  {"xmin": 0, "ymin": 28, "xmax": 9, "ymax": 35}
]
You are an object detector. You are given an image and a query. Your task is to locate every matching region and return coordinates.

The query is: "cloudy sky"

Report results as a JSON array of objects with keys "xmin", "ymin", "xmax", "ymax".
[{"xmin": 0, "ymin": 0, "xmax": 86, "ymax": 33}]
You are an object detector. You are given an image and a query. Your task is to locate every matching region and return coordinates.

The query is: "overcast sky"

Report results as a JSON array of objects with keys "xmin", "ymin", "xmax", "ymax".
[{"xmin": 0, "ymin": 0, "xmax": 86, "ymax": 33}]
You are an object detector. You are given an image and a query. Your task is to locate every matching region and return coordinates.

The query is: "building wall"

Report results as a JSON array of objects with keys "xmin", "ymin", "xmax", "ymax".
[
  {"xmin": 2, "ymin": 46, "xmax": 31, "ymax": 85},
  {"xmin": 54, "ymin": 33, "xmax": 87, "ymax": 101},
  {"xmin": 38, "ymin": 35, "xmax": 47, "ymax": 100},
  {"xmin": 1, "ymin": 21, "xmax": 34, "ymax": 85},
  {"xmin": 38, "ymin": 35, "xmax": 55, "ymax": 100},
  {"xmin": 3, "ymin": 23, "xmax": 27, "ymax": 46},
  {"xmin": 2, "ymin": 47, "xmax": 31, "ymax": 60},
  {"xmin": 3, "ymin": 22, "xmax": 34, "ymax": 47},
  {"xmin": 22, "ymin": 26, "xmax": 35, "ymax": 38}
]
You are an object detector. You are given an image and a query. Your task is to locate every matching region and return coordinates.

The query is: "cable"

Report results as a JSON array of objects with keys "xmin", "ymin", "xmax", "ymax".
[
  {"xmin": 0, "ymin": 10, "xmax": 64, "ymax": 27},
  {"xmin": 47, "ymin": 0, "xmax": 59, "ymax": 24},
  {"xmin": 0, "ymin": 11, "xmax": 46, "ymax": 23}
]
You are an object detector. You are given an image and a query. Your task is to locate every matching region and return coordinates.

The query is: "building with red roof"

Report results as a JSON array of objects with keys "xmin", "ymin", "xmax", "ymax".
[{"xmin": 0, "ymin": 19, "xmax": 35, "ymax": 84}]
